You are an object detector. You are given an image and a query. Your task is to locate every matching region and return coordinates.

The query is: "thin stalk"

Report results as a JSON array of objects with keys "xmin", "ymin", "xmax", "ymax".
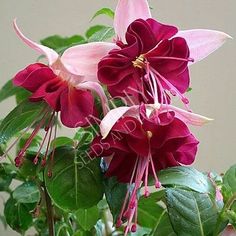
[{"xmin": 43, "ymin": 182, "xmax": 55, "ymax": 236}]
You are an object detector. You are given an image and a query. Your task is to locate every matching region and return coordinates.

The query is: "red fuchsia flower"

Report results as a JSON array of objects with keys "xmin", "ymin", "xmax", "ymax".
[
  {"xmin": 11, "ymin": 20, "xmax": 118, "ymax": 169},
  {"xmin": 98, "ymin": 0, "xmax": 231, "ymax": 107},
  {"xmin": 90, "ymin": 104, "xmax": 211, "ymax": 234}
]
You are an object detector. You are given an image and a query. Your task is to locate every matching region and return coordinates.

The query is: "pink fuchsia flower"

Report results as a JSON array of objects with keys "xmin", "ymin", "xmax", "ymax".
[
  {"xmin": 13, "ymin": 20, "xmax": 117, "ymax": 128},
  {"xmin": 90, "ymin": 104, "xmax": 210, "ymax": 234},
  {"xmin": 12, "ymin": 20, "xmax": 118, "ymax": 169},
  {"xmin": 98, "ymin": 0, "xmax": 231, "ymax": 107}
]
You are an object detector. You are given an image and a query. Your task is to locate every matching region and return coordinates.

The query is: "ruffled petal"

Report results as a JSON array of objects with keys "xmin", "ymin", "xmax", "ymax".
[
  {"xmin": 114, "ymin": 0, "xmax": 151, "ymax": 42},
  {"xmin": 61, "ymin": 42, "xmax": 118, "ymax": 78},
  {"xmin": 176, "ymin": 29, "xmax": 232, "ymax": 63},
  {"xmin": 13, "ymin": 19, "xmax": 59, "ymax": 65}
]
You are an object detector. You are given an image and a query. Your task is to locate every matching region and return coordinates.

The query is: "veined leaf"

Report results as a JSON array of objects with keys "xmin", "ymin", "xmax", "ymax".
[
  {"xmin": 0, "ymin": 80, "xmax": 21, "ymax": 103},
  {"xmin": 0, "ymin": 100, "xmax": 46, "ymax": 145},
  {"xmin": 91, "ymin": 8, "xmax": 114, "ymax": 21},
  {"xmin": 88, "ymin": 27, "xmax": 115, "ymax": 42},
  {"xmin": 45, "ymin": 147, "xmax": 104, "ymax": 211},
  {"xmin": 86, "ymin": 25, "xmax": 107, "ymax": 39},
  {"xmin": 166, "ymin": 189, "xmax": 219, "ymax": 236},
  {"xmin": 158, "ymin": 166, "xmax": 215, "ymax": 196}
]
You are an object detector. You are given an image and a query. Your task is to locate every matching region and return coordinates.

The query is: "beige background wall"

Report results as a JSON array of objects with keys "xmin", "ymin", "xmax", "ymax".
[{"xmin": 0, "ymin": 0, "xmax": 235, "ymax": 235}]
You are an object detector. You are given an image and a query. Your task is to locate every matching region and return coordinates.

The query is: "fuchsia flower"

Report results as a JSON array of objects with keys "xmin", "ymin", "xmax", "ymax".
[
  {"xmin": 98, "ymin": 0, "xmax": 231, "ymax": 106},
  {"xmin": 11, "ymin": 20, "xmax": 117, "ymax": 168},
  {"xmin": 90, "ymin": 104, "xmax": 211, "ymax": 234},
  {"xmin": 13, "ymin": 20, "xmax": 117, "ymax": 128}
]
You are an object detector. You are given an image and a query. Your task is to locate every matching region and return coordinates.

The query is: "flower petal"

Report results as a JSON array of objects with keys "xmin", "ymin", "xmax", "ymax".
[
  {"xmin": 61, "ymin": 42, "xmax": 118, "ymax": 78},
  {"xmin": 114, "ymin": 0, "xmax": 151, "ymax": 42},
  {"xmin": 13, "ymin": 19, "xmax": 59, "ymax": 65},
  {"xmin": 176, "ymin": 29, "xmax": 232, "ymax": 63},
  {"xmin": 165, "ymin": 105, "xmax": 213, "ymax": 126},
  {"xmin": 100, "ymin": 106, "xmax": 139, "ymax": 138},
  {"xmin": 76, "ymin": 81, "xmax": 109, "ymax": 116}
]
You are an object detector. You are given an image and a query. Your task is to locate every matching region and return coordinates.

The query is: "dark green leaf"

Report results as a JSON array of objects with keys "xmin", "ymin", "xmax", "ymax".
[
  {"xmin": 13, "ymin": 181, "xmax": 40, "ymax": 204},
  {"xmin": 15, "ymin": 88, "xmax": 31, "ymax": 104},
  {"xmin": 91, "ymin": 8, "xmax": 114, "ymax": 21},
  {"xmin": 0, "ymin": 100, "xmax": 46, "ymax": 145},
  {"xmin": 166, "ymin": 189, "xmax": 219, "ymax": 236},
  {"xmin": 73, "ymin": 230, "xmax": 93, "ymax": 236},
  {"xmin": 0, "ymin": 80, "xmax": 21, "ymax": 103},
  {"xmin": 158, "ymin": 166, "xmax": 215, "ymax": 195},
  {"xmin": 104, "ymin": 177, "xmax": 127, "ymax": 223},
  {"xmin": 129, "ymin": 226, "xmax": 152, "ymax": 236},
  {"xmin": 187, "ymin": 87, "xmax": 193, "ymax": 92},
  {"xmin": 45, "ymin": 147, "xmax": 104, "ymax": 211},
  {"xmin": 86, "ymin": 25, "xmax": 107, "ymax": 39},
  {"xmin": 75, "ymin": 205, "xmax": 100, "ymax": 231},
  {"xmin": 88, "ymin": 27, "xmax": 115, "ymax": 42},
  {"xmin": 4, "ymin": 196, "xmax": 35, "ymax": 232},
  {"xmin": 222, "ymin": 164, "xmax": 236, "ymax": 201},
  {"xmin": 0, "ymin": 163, "xmax": 17, "ymax": 192},
  {"xmin": 40, "ymin": 35, "xmax": 85, "ymax": 53}
]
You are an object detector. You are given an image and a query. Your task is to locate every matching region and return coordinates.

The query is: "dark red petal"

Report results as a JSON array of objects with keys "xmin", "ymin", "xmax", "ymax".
[
  {"xmin": 13, "ymin": 63, "xmax": 56, "ymax": 93},
  {"xmin": 60, "ymin": 88, "xmax": 94, "ymax": 128},
  {"xmin": 146, "ymin": 18, "xmax": 178, "ymax": 42},
  {"xmin": 30, "ymin": 78, "xmax": 67, "ymax": 111}
]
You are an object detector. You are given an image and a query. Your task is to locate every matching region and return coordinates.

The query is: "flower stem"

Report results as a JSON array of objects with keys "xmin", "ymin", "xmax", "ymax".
[{"xmin": 43, "ymin": 182, "xmax": 55, "ymax": 236}]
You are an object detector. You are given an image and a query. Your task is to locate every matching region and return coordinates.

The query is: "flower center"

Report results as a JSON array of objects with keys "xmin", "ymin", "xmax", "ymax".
[{"xmin": 132, "ymin": 55, "xmax": 146, "ymax": 69}]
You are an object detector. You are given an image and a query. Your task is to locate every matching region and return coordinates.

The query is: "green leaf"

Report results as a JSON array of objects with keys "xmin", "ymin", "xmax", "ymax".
[
  {"xmin": 137, "ymin": 191, "xmax": 176, "ymax": 236},
  {"xmin": 0, "ymin": 100, "xmax": 46, "ymax": 145},
  {"xmin": 41, "ymin": 35, "xmax": 86, "ymax": 52},
  {"xmin": 75, "ymin": 205, "xmax": 100, "ymax": 231},
  {"xmin": 73, "ymin": 230, "xmax": 93, "ymax": 236},
  {"xmin": 104, "ymin": 177, "xmax": 127, "ymax": 223},
  {"xmin": 15, "ymin": 88, "xmax": 31, "ymax": 104},
  {"xmin": 86, "ymin": 25, "xmax": 107, "ymax": 39},
  {"xmin": 166, "ymin": 189, "xmax": 219, "ymax": 236},
  {"xmin": 45, "ymin": 147, "xmax": 104, "ymax": 211},
  {"xmin": 0, "ymin": 163, "xmax": 17, "ymax": 192},
  {"xmin": 222, "ymin": 164, "xmax": 236, "ymax": 201},
  {"xmin": 0, "ymin": 80, "xmax": 21, "ymax": 103},
  {"xmin": 129, "ymin": 226, "xmax": 152, "ymax": 236},
  {"xmin": 4, "ymin": 196, "xmax": 35, "ymax": 232},
  {"xmin": 158, "ymin": 166, "xmax": 215, "ymax": 195},
  {"xmin": 13, "ymin": 181, "xmax": 40, "ymax": 204},
  {"xmin": 91, "ymin": 8, "xmax": 114, "ymax": 21},
  {"xmin": 50, "ymin": 137, "xmax": 74, "ymax": 149},
  {"xmin": 187, "ymin": 87, "xmax": 193, "ymax": 92},
  {"xmin": 88, "ymin": 27, "xmax": 115, "ymax": 42}
]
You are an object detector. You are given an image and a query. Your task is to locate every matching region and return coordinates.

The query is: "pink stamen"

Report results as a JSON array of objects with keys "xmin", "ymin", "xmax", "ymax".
[
  {"xmin": 149, "ymin": 156, "xmax": 161, "ymax": 189},
  {"xmin": 148, "ymin": 56, "xmax": 194, "ymax": 63}
]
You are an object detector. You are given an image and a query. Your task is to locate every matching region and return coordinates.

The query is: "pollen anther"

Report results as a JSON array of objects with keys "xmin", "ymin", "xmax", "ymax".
[{"xmin": 132, "ymin": 55, "xmax": 145, "ymax": 69}]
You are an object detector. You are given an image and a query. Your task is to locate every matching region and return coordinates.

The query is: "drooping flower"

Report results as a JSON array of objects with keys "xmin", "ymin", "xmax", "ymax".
[
  {"xmin": 90, "ymin": 104, "xmax": 211, "ymax": 234},
  {"xmin": 98, "ymin": 0, "xmax": 231, "ymax": 107},
  {"xmin": 11, "ymin": 20, "xmax": 118, "ymax": 168}
]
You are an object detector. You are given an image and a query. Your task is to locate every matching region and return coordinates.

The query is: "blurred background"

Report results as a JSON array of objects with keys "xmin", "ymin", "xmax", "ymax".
[{"xmin": 0, "ymin": 0, "xmax": 235, "ymax": 235}]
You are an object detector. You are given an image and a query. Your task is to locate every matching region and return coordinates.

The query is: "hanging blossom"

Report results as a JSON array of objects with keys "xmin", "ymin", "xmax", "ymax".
[
  {"xmin": 98, "ymin": 0, "xmax": 231, "ymax": 107},
  {"xmin": 11, "ymin": 20, "xmax": 118, "ymax": 168},
  {"xmin": 90, "ymin": 103, "xmax": 211, "ymax": 234}
]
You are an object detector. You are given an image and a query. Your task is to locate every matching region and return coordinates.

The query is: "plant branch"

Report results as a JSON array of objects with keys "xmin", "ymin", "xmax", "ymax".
[{"xmin": 43, "ymin": 182, "xmax": 55, "ymax": 236}]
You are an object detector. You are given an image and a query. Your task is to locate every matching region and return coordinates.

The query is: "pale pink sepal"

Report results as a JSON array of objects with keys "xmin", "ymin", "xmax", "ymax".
[
  {"xmin": 61, "ymin": 42, "xmax": 118, "ymax": 78},
  {"xmin": 13, "ymin": 19, "xmax": 59, "ymax": 66},
  {"xmin": 100, "ymin": 106, "xmax": 139, "ymax": 138},
  {"xmin": 164, "ymin": 105, "xmax": 213, "ymax": 126},
  {"xmin": 176, "ymin": 29, "xmax": 232, "ymax": 63},
  {"xmin": 76, "ymin": 81, "xmax": 109, "ymax": 116},
  {"xmin": 114, "ymin": 0, "xmax": 151, "ymax": 42}
]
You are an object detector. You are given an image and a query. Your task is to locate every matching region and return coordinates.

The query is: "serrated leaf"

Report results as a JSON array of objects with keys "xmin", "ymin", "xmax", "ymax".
[
  {"xmin": 104, "ymin": 177, "xmax": 127, "ymax": 223},
  {"xmin": 75, "ymin": 205, "xmax": 100, "ymax": 231},
  {"xmin": 158, "ymin": 166, "xmax": 215, "ymax": 195},
  {"xmin": 0, "ymin": 80, "xmax": 21, "ymax": 103},
  {"xmin": 91, "ymin": 8, "xmax": 114, "ymax": 21},
  {"xmin": 88, "ymin": 27, "xmax": 115, "ymax": 42},
  {"xmin": 4, "ymin": 196, "xmax": 35, "ymax": 232},
  {"xmin": 222, "ymin": 164, "xmax": 236, "ymax": 201},
  {"xmin": 166, "ymin": 189, "xmax": 219, "ymax": 236},
  {"xmin": 0, "ymin": 100, "xmax": 46, "ymax": 145},
  {"xmin": 13, "ymin": 181, "xmax": 40, "ymax": 204},
  {"xmin": 45, "ymin": 147, "xmax": 104, "ymax": 212}
]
